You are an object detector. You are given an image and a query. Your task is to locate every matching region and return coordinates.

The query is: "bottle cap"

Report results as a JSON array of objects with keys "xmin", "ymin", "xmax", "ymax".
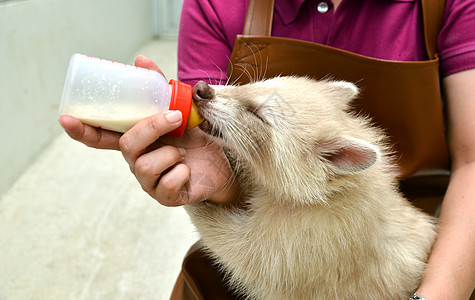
[{"xmin": 168, "ymin": 79, "xmax": 196, "ymax": 137}]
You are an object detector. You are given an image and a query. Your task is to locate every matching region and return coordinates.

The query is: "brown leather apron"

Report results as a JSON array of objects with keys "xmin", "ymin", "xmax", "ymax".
[{"xmin": 171, "ymin": 0, "xmax": 449, "ymax": 299}]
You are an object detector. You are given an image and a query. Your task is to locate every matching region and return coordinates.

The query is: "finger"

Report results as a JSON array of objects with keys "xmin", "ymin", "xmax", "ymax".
[
  {"xmin": 59, "ymin": 115, "xmax": 121, "ymax": 150},
  {"xmin": 134, "ymin": 145, "xmax": 186, "ymax": 193},
  {"xmin": 119, "ymin": 111, "xmax": 182, "ymax": 168},
  {"xmin": 154, "ymin": 163, "xmax": 191, "ymax": 207},
  {"xmin": 134, "ymin": 56, "xmax": 166, "ymax": 78}
]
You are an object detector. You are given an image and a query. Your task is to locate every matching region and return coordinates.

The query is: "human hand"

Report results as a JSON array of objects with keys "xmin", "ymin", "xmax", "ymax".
[{"xmin": 119, "ymin": 110, "xmax": 236, "ymax": 206}]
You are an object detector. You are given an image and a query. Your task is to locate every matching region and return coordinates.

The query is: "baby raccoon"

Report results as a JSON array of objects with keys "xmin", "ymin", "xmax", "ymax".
[{"xmin": 185, "ymin": 76, "xmax": 436, "ymax": 300}]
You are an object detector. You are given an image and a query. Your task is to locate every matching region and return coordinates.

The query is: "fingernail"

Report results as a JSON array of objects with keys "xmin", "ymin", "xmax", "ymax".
[
  {"xmin": 178, "ymin": 148, "xmax": 186, "ymax": 157},
  {"xmin": 165, "ymin": 110, "xmax": 182, "ymax": 124}
]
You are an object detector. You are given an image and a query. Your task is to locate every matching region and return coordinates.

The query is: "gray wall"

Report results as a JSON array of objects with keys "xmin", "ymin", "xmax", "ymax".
[
  {"xmin": 154, "ymin": 0, "xmax": 184, "ymax": 36},
  {"xmin": 0, "ymin": 0, "xmax": 155, "ymax": 196}
]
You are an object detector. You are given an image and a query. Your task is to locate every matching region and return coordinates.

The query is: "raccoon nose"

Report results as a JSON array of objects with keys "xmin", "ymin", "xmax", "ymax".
[{"xmin": 193, "ymin": 80, "xmax": 214, "ymax": 104}]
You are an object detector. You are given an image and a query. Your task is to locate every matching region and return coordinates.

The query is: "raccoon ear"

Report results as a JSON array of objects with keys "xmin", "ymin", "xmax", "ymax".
[
  {"xmin": 320, "ymin": 137, "xmax": 380, "ymax": 173},
  {"xmin": 330, "ymin": 81, "xmax": 359, "ymax": 100}
]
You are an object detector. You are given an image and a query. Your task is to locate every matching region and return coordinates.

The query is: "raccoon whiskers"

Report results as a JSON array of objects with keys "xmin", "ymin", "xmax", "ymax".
[
  {"xmin": 246, "ymin": 43, "xmax": 268, "ymax": 83},
  {"xmin": 197, "ymin": 70, "xmax": 224, "ymax": 86},
  {"xmin": 197, "ymin": 70, "xmax": 214, "ymax": 86},
  {"xmin": 225, "ymin": 121, "xmax": 261, "ymax": 162},
  {"xmin": 237, "ymin": 65, "xmax": 255, "ymax": 85},
  {"xmin": 225, "ymin": 44, "xmax": 269, "ymax": 86},
  {"xmin": 211, "ymin": 62, "xmax": 227, "ymax": 85}
]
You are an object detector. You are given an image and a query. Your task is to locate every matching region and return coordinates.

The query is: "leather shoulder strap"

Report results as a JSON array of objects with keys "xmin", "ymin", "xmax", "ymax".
[
  {"xmin": 243, "ymin": 0, "xmax": 275, "ymax": 36},
  {"xmin": 242, "ymin": 0, "xmax": 446, "ymax": 59},
  {"xmin": 421, "ymin": 0, "xmax": 446, "ymax": 59}
]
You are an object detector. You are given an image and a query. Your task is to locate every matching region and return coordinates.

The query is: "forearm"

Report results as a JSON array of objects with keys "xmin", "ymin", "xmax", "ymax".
[{"xmin": 416, "ymin": 163, "xmax": 475, "ymax": 299}]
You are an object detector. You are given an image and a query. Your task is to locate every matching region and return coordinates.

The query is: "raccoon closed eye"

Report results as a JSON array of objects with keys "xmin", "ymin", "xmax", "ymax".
[{"xmin": 246, "ymin": 105, "xmax": 267, "ymax": 123}]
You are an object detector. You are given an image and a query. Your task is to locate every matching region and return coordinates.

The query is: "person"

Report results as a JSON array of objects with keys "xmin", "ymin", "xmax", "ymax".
[{"xmin": 60, "ymin": 0, "xmax": 475, "ymax": 298}]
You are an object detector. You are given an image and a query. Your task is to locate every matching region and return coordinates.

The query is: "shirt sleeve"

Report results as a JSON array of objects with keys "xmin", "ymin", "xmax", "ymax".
[
  {"xmin": 177, "ymin": 0, "xmax": 246, "ymax": 86},
  {"xmin": 438, "ymin": 0, "xmax": 475, "ymax": 77}
]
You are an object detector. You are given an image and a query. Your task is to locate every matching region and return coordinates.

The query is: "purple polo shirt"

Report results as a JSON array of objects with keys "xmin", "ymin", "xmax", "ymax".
[{"xmin": 177, "ymin": 0, "xmax": 475, "ymax": 85}]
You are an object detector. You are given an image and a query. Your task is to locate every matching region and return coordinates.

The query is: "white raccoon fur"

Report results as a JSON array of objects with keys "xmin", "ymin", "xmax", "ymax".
[{"xmin": 185, "ymin": 76, "xmax": 437, "ymax": 300}]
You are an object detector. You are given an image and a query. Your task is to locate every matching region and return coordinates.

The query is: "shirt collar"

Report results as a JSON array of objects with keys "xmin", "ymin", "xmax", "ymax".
[{"xmin": 274, "ymin": 0, "xmax": 308, "ymax": 26}]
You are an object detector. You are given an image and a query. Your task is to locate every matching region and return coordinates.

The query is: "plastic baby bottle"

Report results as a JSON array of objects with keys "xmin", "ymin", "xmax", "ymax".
[{"xmin": 59, "ymin": 53, "xmax": 203, "ymax": 137}]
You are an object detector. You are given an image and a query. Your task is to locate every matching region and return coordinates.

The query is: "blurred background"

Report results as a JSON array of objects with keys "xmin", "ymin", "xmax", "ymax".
[{"xmin": 0, "ymin": 0, "xmax": 199, "ymax": 298}]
